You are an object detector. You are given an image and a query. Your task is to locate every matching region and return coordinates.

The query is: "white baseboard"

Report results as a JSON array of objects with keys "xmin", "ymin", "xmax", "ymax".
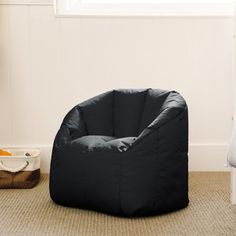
[
  {"xmin": 3, "ymin": 143, "xmax": 229, "ymax": 173},
  {"xmin": 38, "ymin": 145, "xmax": 53, "ymax": 174},
  {"xmin": 189, "ymin": 143, "xmax": 229, "ymax": 172}
]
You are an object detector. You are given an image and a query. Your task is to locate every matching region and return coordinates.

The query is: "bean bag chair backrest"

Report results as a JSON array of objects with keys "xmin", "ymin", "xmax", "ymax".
[{"xmin": 63, "ymin": 88, "xmax": 185, "ymax": 139}]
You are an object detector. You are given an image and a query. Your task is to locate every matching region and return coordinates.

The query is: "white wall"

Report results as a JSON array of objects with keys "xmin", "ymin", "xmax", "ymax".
[{"xmin": 0, "ymin": 2, "xmax": 234, "ymax": 172}]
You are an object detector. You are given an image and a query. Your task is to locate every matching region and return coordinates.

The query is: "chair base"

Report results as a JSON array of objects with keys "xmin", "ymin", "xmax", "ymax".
[{"xmin": 50, "ymin": 194, "xmax": 189, "ymax": 217}]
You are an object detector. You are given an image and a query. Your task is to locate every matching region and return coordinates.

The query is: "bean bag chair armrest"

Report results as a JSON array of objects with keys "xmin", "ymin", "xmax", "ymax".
[
  {"xmin": 131, "ymin": 92, "xmax": 188, "ymax": 149},
  {"xmin": 53, "ymin": 106, "xmax": 87, "ymax": 148}
]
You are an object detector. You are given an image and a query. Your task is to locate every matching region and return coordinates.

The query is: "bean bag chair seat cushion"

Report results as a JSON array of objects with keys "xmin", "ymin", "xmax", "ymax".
[{"xmin": 50, "ymin": 89, "xmax": 189, "ymax": 217}]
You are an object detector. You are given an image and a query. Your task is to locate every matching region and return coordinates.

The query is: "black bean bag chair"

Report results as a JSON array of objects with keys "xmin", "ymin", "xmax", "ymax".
[{"xmin": 50, "ymin": 89, "xmax": 189, "ymax": 217}]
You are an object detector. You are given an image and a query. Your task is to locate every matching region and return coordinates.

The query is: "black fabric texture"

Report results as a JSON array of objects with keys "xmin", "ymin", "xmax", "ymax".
[
  {"xmin": 49, "ymin": 89, "xmax": 189, "ymax": 217},
  {"xmin": 113, "ymin": 89, "xmax": 147, "ymax": 137}
]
